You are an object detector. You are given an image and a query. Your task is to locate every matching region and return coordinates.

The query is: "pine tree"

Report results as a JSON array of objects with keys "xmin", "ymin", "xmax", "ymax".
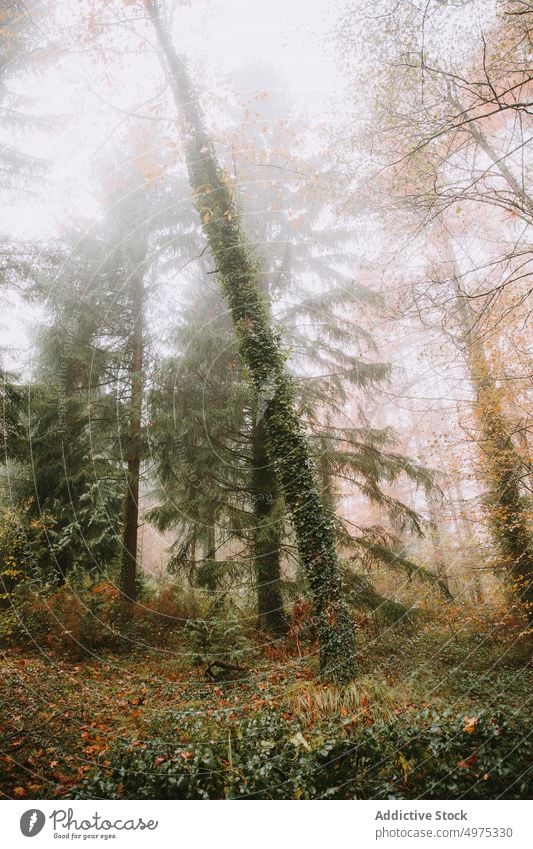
[
  {"xmin": 148, "ymin": 276, "xmax": 289, "ymax": 633},
  {"xmin": 144, "ymin": 54, "xmax": 447, "ymax": 640},
  {"xmin": 0, "ymin": 0, "xmax": 48, "ymax": 473}
]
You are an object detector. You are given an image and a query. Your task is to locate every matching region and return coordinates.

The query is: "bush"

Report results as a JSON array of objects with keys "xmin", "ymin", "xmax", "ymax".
[
  {"xmin": 0, "ymin": 581, "xmax": 208, "ymax": 657},
  {"xmin": 81, "ymin": 705, "xmax": 532, "ymax": 800},
  {"xmin": 2, "ymin": 582, "xmax": 123, "ymax": 658},
  {"xmin": 138, "ymin": 585, "xmax": 204, "ymax": 638},
  {"xmin": 183, "ymin": 604, "xmax": 252, "ymax": 675},
  {"xmin": 0, "ymin": 507, "xmax": 52, "ymax": 604}
]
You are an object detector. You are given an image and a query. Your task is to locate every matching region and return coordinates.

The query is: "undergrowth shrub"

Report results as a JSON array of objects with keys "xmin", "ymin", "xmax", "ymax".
[
  {"xmin": 0, "ymin": 507, "xmax": 52, "ymax": 606},
  {"xmin": 82, "ymin": 705, "xmax": 531, "ymax": 800},
  {"xmin": 1, "ymin": 583, "xmax": 122, "ymax": 658},
  {"xmin": 183, "ymin": 601, "xmax": 252, "ymax": 674},
  {"xmin": 0, "ymin": 582, "xmax": 205, "ymax": 657},
  {"xmin": 130, "ymin": 585, "xmax": 205, "ymax": 647}
]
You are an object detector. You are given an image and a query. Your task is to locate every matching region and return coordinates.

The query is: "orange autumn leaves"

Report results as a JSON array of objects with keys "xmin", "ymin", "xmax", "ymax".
[
  {"xmin": 463, "ymin": 716, "xmax": 479, "ymax": 735},
  {"xmin": 457, "ymin": 717, "xmax": 489, "ymax": 780}
]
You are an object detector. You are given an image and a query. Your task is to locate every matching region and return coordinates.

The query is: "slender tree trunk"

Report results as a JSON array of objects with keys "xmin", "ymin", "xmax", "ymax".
[
  {"xmin": 120, "ymin": 273, "xmax": 144, "ymax": 603},
  {"xmin": 200, "ymin": 514, "xmax": 218, "ymax": 592},
  {"xmin": 188, "ymin": 533, "xmax": 197, "ymax": 586},
  {"xmin": 252, "ymin": 416, "xmax": 288, "ymax": 635},
  {"xmin": 449, "ymin": 476, "xmax": 484, "ymax": 603},
  {"xmin": 147, "ymin": 0, "xmax": 356, "ymax": 682},
  {"xmin": 55, "ymin": 549, "xmax": 71, "ymax": 587},
  {"xmin": 407, "ymin": 413, "xmax": 450, "ymax": 593},
  {"xmin": 427, "ymin": 508, "xmax": 449, "ymax": 590},
  {"xmin": 434, "ymin": 440, "xmax": 470, "ymax": 547}
]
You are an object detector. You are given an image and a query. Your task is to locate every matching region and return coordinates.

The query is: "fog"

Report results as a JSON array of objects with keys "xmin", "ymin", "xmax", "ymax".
[{"xmin": 0, "ymin": 0, "xmax": 531, "ymax": 804}]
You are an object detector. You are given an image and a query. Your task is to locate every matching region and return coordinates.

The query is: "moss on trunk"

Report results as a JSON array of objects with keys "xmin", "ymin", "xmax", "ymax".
[
  {"xmin": 147, "ymin": 0, "xmax": 357, "ymax": 681},
  {"xmin": 252, "ymin": 417, "xmax": 288, "ymax": 636}
]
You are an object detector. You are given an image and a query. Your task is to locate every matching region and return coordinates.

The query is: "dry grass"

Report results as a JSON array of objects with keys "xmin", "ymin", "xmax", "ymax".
[{"xmin": 282, "ymin": 674, "xmax": 410, "ymax": 724}]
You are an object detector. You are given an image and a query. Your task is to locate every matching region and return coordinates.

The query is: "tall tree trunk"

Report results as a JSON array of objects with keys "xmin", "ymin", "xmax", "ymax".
[
  {"xmin": 200, "ymin": 514, "xmax": 218, "ymax": 592},
  {"xmin": 252, "ymin": 416, "xmax": 287, "ymax": 635},
  {"xmin": 454, "ymin": 283, "xmax": 533, "ymax": 621},
  {"xmin": 449, "ymin": 476, "xmax": 484, "ymax": 604},
  {"xmin": 147, "ymin": 0, "xmax": 356, "ymax": 682},
  {"xmin": 188, "ymin": 533, "xmax": 197, "ymax": 586},
  {"xmin": 120, "ymin": 273, "xmax": 144, "ymax": 603},
  {"xmin": 407, "ymin": 410, "xmax": 450, "ymax": 593},
  {"xmin": 55, "ymin": 549, "xmax": 71, "ymax": 587},
  {"xmin": 424, "ymin": 491, "xmax": 449, "ymax": 593}
]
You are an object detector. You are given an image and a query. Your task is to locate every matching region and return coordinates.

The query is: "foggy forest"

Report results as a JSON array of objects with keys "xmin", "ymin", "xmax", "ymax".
[{"xmin": 0, "ymin": 0, "xmax": 531, "ymax": 802}]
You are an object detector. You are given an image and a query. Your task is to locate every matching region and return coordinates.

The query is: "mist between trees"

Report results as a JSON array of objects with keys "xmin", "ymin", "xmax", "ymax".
[{"xmin": 0, "ymin": 0, "xmax": 531, "ymax": 802}]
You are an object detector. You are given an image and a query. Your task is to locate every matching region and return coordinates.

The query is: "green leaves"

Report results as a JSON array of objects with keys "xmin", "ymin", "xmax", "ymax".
[
  {"xmin": 183, "ymin": 605, "xmax": 252, "ymax": 672},
  {"xmin": 82, "ymin": 705, "xmax": 532, "ymax": 800}
]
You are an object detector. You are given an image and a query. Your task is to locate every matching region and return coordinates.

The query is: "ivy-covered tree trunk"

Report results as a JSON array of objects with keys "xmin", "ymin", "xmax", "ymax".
[
  {"xmin": 456, "ymin": 285, "xmax": 533, "ymax": 622},
  {"xmin": 318, "ymin": 435, "xmax": 336, "ymax": 513},
  {"xmin": 147, "ymin": 0, "xmax": 357, "ymax": 682},
  {"xmin": 252, "ymin": 416, "xmax": 288, "ymax": 635},
  {"xmin": 120, "ymin": 272, "xmax": 144, "ymax": 603}
]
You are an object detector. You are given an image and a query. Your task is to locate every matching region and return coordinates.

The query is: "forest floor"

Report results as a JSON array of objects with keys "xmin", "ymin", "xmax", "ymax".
[{"xmin": 0, "ymin": 606, "xmax": 531, "ymax": 800}]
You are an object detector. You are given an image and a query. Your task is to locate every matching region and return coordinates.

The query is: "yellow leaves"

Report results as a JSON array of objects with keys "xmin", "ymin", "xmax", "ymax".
[
  {"xmin": 290, "ymin": 731, "xmax": 310, "ymax": 750},
  {"xmin": 2, "ymin": 568, "xmax": 22, "ymax": 579},
  {"xmin": 398, "ymin": 752, "xmax": 414, "ymax": 780},
  {"xmin": 203, "ymin": 210, "xmax": 211, "ymax": 224},
  {"xmin": 463, "ymin": 716, "xmax": 479, "ymax": 734}
]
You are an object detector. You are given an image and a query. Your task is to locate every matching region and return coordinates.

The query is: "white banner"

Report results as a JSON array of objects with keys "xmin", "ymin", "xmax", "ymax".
[{"xmin": 2, "ymin": 800, "xmax": 531, "ymax": 849}]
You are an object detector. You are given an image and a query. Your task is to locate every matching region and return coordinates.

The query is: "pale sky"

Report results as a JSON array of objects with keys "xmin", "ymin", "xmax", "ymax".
[{"xmin": 1, "ymin": 0, "xmax": 505, "ymax": 380}]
